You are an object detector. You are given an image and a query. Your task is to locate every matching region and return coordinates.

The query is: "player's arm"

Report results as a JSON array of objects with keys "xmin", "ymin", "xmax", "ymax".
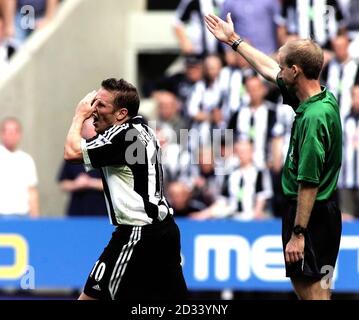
[
  {"xmin": 204, "ymin": 13, "xmax": 280, "ymax": 83},
  {"xmin": 64, "ymin": 91, "xmax": 97, "ymax": 162}
]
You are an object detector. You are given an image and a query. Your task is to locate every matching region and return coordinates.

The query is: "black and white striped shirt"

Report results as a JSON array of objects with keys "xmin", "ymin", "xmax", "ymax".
[
  {"xmin": 220, "ymin": 165, "xmax": 273, "ymax": 220},
  {"xmin": 218, "ymin": 66, "xmax": 252, "ymax": 123},
  {"xmin": 339, "ymin": 111, "xmax": 359, "ymax": 188},
  {"xmin": 235, "ymin": 102, "xmax": 277, "ymax": 168},
  {"xmin": 81, "ymin": 116, "xmax": 172, "ymax": 226},
  {"xmin": 272, "ymin": 101, "xmax": 296, "ymax": 164},
  {"xmin": 281, "ymin": 0, "xmax": 345, "ymax": 47},
  {"xmin": 187, "ymin": 78, "xmax": 222, "ymax": 147},
  {"xmin": 321, "ymin": 58, "xmax": 359, "ymax": 121},
  {"xmin": 174, "ymin": 0, "xmax": 225, "ymax": 55}
]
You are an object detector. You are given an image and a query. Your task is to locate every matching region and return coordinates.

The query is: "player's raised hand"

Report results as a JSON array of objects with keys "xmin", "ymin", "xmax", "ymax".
[
  {"xmin": 204, "ymin": 13, "xmax": 235, "ymax": 45},
  {"xmin": 75, "ymin": 90, "xmax": 98, "ymax": 119}
]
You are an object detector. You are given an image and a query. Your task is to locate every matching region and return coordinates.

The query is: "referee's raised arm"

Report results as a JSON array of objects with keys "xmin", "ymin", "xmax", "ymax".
[{"xmin": 204, "ymin": 13, "xmax": 280, "ymax": 83}]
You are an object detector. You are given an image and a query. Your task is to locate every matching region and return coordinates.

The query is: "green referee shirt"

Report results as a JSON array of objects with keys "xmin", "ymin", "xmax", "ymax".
[{"xmin": 277, "ymin": 77, "xmax": 342, "ymax": 200}]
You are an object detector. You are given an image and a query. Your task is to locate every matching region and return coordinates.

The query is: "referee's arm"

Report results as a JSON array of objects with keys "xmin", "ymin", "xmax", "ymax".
[
  {"xmin": 204, "ymin": 13, "xmax": 280, "ymax": 83},
  {"xmin": 64, "ymin": 91, "xmax": 97, "ymax": 162}
]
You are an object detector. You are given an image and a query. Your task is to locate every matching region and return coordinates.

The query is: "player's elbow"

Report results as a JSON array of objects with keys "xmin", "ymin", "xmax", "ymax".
[
  {"xmin": 64, "ymin": 146, "xmax": 82, "ymax": 162},
  {"xmin": 64, "ymin": 149, "xmax": 74, "ymax": 161}
]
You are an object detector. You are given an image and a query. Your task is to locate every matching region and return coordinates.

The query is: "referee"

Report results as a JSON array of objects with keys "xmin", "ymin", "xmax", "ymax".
[
  {"xmin": 205, "ymin": 13, "xmax": 342, "ymax": 300},
  {"xmin": 64, "ymin": 78, "xmax": 188, "ymax": 300}
]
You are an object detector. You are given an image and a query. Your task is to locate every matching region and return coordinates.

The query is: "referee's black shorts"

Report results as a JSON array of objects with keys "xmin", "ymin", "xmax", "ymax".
[
  {"xmin": 83, "ymin": 215, "xmax": 188, "ymax": 300},
  {"xmin": 282, "ymin": 198, "xmax": 342, "ymax": 280}
]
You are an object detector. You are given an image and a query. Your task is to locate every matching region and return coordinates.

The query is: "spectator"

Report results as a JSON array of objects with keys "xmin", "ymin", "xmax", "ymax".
[
  {"xmin": 155, "ymin": 125, "xmax": 191, "ymax": 186},
  {"xmin": 173, "ymin": 0, "xmax": 225, "ymax": 55},
  {"xmin": 233, "ymin": 75, "xmax": 277, "ymax": 169},
  {"xmin": 321, "ymin": 32, "xmax": 359, "ymax": 122},
  {"xmin": 0, "ymin": 0, "xmax": 15, "ymax": 40},
  {"xmin": 270, "ymin": 101, "xmax": 295, "ymax": 170},
  {"xmin": 213, "ymin": 135, "xmax": 239, "ymax": 177},
  {"xmin": 337, "ymin": 0, "xmax": 359, "ymax": 59},
  {"xmin": 279, "ymin": 0, "xmax": 346, "ymax": 50},
  {"xmin": 187, "ymin": 54, "xmax": 222, "ymax": 148},
  {"xmin": 14, "ymin": 0, "xmax": 59, "ymax": 45},
  {"xmin": 154, "ymin": 53, "xmax": 204, "ymax": 116},
  {"xmin": 58, "ymin": 162, "xmax": 107, "ymax": 217},
  {"xmin": 270, "ymin": 100, "xmax": 295, "ymax": 218},
  {"xmin": 0, "ymin": 16, "xmax": 15, "ymax": 72},
  {"xmin": 218, "ymin": 49, "xmax": 253, "ymax": 128},
  {"xmin": 190, "ymin": 140, "xmax": 273, "ymax": 220},
  {"xmin": 58, "ymin": 119, "xmax": 107, "ymax": 217},
  {"xmin": 338, "ymin": 84, "xmax": 359, "ymax": 219},
  {"xmin": 154, "ymin": 90, "xmax": 189, "ymax": 142},
  {"xmin": 0, "ymin": 0, "xmax": 16, "ymax": 68},
  {"xmin": 189, "ymin": 146, "xmax": 224, "ymax": 207},
  {"xmin": 0, "ymin": 117, "xmax": 39, "ymax": 217},
  {"xmin": 221, "ymin": 0, "xmax": 282, "ymax": 55},
  {"xmin": 167, "ymin": 181, "xmax": 205, "ymax": 217}
]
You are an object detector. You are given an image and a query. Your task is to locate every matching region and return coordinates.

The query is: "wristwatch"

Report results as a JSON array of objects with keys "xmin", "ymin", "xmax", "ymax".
[
  {"xmin": 293, "ymin": 225, "xmax": 307, "ymax": 236},
  {"xmin": 231, "ymin": 38, "xmax": 244, "ymax": 51}
]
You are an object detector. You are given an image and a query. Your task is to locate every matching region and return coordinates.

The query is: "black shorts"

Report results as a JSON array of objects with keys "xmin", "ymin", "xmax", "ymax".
[
  {"xmin": 282, "ymin": 199, "xmax": 342, "ymax": 280},
  {"xmin": 83, "ymin": 215, "xmax": 188, "ymax": 300}
]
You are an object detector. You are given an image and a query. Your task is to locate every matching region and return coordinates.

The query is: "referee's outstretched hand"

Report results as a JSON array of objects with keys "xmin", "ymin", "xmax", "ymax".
[{"xmin": 204, "ymin": 12, "xmax": 234, "ymax": 45}]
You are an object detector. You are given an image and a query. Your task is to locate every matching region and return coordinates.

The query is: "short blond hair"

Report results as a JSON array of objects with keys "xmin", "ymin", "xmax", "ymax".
[{"xmin": 279, "ymin": 39, "xmax": 324, "ymax": 80}]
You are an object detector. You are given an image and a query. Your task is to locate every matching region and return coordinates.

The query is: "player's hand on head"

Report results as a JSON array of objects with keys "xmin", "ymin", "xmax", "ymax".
[
  {"xmin": 204, "ymin": 12, "xmax": 234, "ymax": 44},
  {"xmin": 76, "ymin": 90, "xmax": 98, "ymax": 119}
]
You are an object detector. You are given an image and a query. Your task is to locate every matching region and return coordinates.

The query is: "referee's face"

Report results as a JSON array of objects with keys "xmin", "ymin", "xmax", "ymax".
[
  {"xmin": 278, "ymin": 52, "xmax": 295, "ymax": 88},
  {"xmin": 92, "ymin": 89, "xmax": 118, "ymax": 134}
]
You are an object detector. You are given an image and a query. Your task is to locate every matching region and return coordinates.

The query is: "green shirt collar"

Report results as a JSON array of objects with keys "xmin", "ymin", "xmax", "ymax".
[{"xmin": 295, "ymin": 86, "xmax": 327, "ymax": 114}]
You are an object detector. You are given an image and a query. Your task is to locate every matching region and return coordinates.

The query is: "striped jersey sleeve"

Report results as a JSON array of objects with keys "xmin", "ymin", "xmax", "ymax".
[{"xmin": 81, "ymin": 123, "xmax": 130, "ymax": 171}]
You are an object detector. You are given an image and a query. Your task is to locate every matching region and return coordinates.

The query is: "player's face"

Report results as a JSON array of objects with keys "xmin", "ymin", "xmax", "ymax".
[{"xmin": 92, "ymin": 89, "xmax": 118, "ymax": 134}]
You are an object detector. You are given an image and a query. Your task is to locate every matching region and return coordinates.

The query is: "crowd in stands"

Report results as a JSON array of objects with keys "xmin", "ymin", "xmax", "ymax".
[{"xmin": 156, "ymin": 0, "xmax": 359, "ymax": 221}]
